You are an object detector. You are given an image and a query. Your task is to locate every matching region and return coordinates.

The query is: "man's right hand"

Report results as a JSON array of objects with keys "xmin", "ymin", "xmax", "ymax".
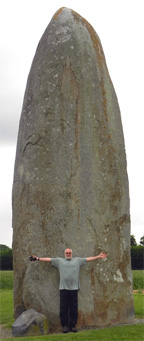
[
  {"xmin": 29, "ymin": 255, "xmax": 51, "ymax": 262},
  {"xmin": 29, "ymin": 255, "xmax": 37, "ymax": 261}
]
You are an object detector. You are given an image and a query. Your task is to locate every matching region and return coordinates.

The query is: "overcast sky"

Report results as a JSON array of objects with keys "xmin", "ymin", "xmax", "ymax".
[{"xmin": 0, "ymin": 0, "xmax": 144, "ymax": 248}]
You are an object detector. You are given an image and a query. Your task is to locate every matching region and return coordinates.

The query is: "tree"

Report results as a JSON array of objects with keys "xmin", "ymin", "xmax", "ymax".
[
  {"xmin": 130, "ymin": 235, "xmax": 137, "ymax": 246},
  {"xmin": 0, "ymin": 244, "xmax": 10, "ymax": 251},
  {"xmin": 0, "ymin": 244, "xmax": 13, "ymax": 270},
  {"xmin": 140, "ymin": 235, "xmax": 144, "ymax": 246},
  {"xmin": 131, "ymin": 245, "xmax": 144, "ymax": 270}
]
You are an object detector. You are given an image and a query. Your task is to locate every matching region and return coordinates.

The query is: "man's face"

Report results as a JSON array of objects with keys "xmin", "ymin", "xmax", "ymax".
[{"xmin": 65, "ymin": 248, "xmax": 72, "ymax": 260}]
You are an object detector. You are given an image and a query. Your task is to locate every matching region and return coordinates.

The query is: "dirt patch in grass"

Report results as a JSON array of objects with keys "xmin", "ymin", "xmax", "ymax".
[{"xmin": 0, "ymin": 324, "xmax": 12, "ymax": 339}]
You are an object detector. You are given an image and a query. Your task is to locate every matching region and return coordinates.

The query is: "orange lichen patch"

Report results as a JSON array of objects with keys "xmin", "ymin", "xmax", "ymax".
[
  {"xmin": 78, "ymin": 303, "xmax": 109, "ymax": 327},
  {"xmin": 59, "ymin": 57, "xmax": 80, "ymax": 160},
  {"xmin": 99, "ymin": 79, "xmax": 108, "ymax": 122},
  {"xmin": 53, "ymin": 7, "xmax": 65, "ymax": 20},
  {"xmin": 59, "ymin": 59, "xmax": 80, "ymax": 225},
  {"xmin": 59, "ymin": 58, "xmax": 79, "ymax": 134},
  {"xmin": 72, "ymin": 9, "xmax": 109, "ymax": 75},
  {"xmin": 74, "ymin": 95, "xmax": 80, "ymax": 154},
  {"xmin": 90, "ymin": 267, "xmax": 95, "ymax": 287},
  {"xmin": 77, "ymin": 311, "xmax": 95, "ymax": 327}
]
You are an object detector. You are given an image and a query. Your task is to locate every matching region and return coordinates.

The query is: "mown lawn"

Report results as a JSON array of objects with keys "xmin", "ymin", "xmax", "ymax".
[
  {"xmin": 0, "ymin": 270, "xmax": 144, "ymax": 291},
  {"xmin": 2, "ymin": 324, "xmax": 144, "ymax": 341},
  {"xmin": 0, "ymin": 270, "xmax": 13, "ymax": 289},
  {"xmin": 133, "ymin": 270, "xmax": 144, "ymax": 289},
  {"xmin": 0, "ymin": 289, "xmax": 14, "ymax": 326},
  {"xmin": 134, "ymin": 293, "xmax": 144, "ymax": 318}
]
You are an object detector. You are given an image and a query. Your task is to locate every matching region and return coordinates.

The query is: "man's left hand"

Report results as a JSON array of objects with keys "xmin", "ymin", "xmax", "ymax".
[{"xmin": 98, "ymin": 252, "xmax": 107, "ymax": 259}]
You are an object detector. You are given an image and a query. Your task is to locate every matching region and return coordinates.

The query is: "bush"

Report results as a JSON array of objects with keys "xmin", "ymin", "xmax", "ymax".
[
  {"xmin": 131, "ymin": 246, "xmax": 144, "ymax": 270},
  {"xmin": 0, "ymin": 245, "xmax": 13, "ymax": 270},
  {"xmin": 131, "ymin": 235, "xmax": 137, "ymax": 246}
]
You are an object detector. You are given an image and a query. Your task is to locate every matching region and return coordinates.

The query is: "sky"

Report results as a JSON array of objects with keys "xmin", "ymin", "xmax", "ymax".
[{"xmin": 0, "ymin": 0, "xmax": 144, "ymax": 248}]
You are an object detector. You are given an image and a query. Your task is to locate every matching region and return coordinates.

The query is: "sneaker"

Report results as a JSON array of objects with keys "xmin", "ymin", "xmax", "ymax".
[
  {"xmin": 71, "ymin": 327, "xmax": 78, "ymax": 332},
  {"xmin": 63, "ymin": 326, "xmax": 68, "ymax": 333}
]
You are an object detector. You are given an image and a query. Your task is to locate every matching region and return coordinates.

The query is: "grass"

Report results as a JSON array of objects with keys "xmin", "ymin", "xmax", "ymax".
[
  {"xmin": 133, "ymin": 270, "xmax": 144, "ymax": 289},
  {"xmin": 0, "ymin": 270, "xmax": 143, "ymax": 290},
  {"xmin": 134, "ymin": 293, "xmax": 144, "ymax": 318},
  {"xmin": 2, "ymin": 324, "xmax": 144, "ymax": 341},
  {"xmin": 0, "ymin": 270, "xmax": 13, "ymax": 289},
  {"xmin": 0, "ymin": 270, "xmax": 144, "ymax": 340},
  {"xmin": 1, "ymin": 290, "xmax": 142, "ymax": 323},
  {"xmin": 0, "ymin": 289, "xmax": 14, "ymax": 326}
]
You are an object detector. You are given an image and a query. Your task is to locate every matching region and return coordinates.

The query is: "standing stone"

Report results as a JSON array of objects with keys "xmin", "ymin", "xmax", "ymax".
[{"xmin": 12, "ymin": 7, "xmax": 134, "ymax": 331}]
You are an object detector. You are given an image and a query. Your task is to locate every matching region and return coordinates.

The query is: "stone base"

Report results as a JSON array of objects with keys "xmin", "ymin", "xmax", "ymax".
[{"xmin": 12, "ymin": 309, "xmax": 50, "ymax": 337}]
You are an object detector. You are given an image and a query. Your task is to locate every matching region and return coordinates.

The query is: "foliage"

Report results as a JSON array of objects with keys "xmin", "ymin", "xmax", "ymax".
[
  {"xmin": 131, "ymin": 246, "xmax": 144, "ymax": 270},
  {"xmin": 0, "ymin": 245, "xmax": 13, "ymax": 270},
  {"xmin": 140, "ymin": 235, "xmax": 144, "ymax": 246},
  {"xmin": 1, "ymin": 240, "xmax": 144, "ymax": 271},
  {"xmin": 131, "ymin": 235, "xmax": 137, "ymax": 246},
  {"xmin": 0, "ymin": 244, "xmax": 11, "ymax": 251}
]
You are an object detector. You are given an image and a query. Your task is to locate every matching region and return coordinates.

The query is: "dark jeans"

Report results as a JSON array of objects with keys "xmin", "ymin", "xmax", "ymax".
[{"xmin": 60, "ymin": 290, "xmax": 78, "ymax": 328}]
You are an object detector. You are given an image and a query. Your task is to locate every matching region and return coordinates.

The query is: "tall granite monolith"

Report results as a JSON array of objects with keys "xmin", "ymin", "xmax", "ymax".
[{"xmin": 12, "ymin": 7, "xmax": 134, "ymax": 331}]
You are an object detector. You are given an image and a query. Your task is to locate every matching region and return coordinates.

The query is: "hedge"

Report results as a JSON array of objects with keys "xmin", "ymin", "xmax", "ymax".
[
  {"xmin": 0, "ymin": 246, "xmax": 143, "ymax": 270},
  {"xmin": 0, "ymin": 248, "xmax": 13, "ymax": 270},
  {"xmin": 131, "ymin": 245, "xmax": 144, "ymax": 270}
]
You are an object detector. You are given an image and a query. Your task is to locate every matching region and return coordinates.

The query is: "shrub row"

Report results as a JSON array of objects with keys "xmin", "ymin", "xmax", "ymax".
[
  {"xmin": 0, "ymin": 246, "xmax": 143, "ymax": 270},
  {"xmin": 131, "ymin": 246, "xmax": 144, "ymax": 270},
  {"xmin": 0, "ymin": 248, "xmax": 13, "ymax": 270}
]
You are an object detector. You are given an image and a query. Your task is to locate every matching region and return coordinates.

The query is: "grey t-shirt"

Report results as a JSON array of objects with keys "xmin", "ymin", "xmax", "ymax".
[{"xmin": 51, "ymin": 257, "xmax": 87, "ymax": 290}]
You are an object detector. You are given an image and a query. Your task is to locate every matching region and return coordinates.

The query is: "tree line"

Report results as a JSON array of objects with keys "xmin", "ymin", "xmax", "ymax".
[
  {"xmin": 0, "ymin": 236, "xmax": 144, "ymax": 270},
  {"xmin": 130, "ymin": 235, "xmax": 144, "ymax": 270},
  {"xmin": 0, "ymin": 244, "xmax": 13, "ymax": 270}
]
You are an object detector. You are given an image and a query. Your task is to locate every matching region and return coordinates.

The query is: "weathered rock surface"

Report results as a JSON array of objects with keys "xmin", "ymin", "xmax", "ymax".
[
  {"xmin": 12, "ymin": 7, "xmax": 134, "ymax": 331},
  {"xmin": 12, "ymin": 309, "xmax": 49, "ymax": 336}
]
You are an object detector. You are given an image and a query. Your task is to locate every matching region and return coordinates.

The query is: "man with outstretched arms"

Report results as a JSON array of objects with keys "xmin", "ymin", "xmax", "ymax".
[{"xmin": 31, "ymin": 248, "xmax": 107, "ymax": 333}]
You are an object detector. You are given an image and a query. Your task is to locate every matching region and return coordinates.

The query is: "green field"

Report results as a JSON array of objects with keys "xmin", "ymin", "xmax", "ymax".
[
  {"xmin": 0, "ymin": 270, "xmax": 144, "ymax": 340},
  {"xmin": 1, "ymin": 270, "xmax": 144, "ymax": 290},
  {"xmin": 133, "ymin": 270, "xmax": 144, "ymax": 289},
  {"xmin": 0, "ymin": 270, "xmax": 13, "ymax": 289}
]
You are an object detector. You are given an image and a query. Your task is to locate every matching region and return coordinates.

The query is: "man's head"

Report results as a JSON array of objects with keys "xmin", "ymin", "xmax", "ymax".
[{"xmin": 65, "ymin": 248, "xmax": 72, "ymax": 260}]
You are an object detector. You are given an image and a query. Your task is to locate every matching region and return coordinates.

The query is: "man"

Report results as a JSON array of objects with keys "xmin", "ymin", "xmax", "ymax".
[{"xmin": 31, "ymin": 248, "xmax": 107, "ymax": 333}]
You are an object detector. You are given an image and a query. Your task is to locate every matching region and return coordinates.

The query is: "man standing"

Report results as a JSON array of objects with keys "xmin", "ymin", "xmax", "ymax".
[{"xmin": 31, "ymin": 248, "xmax": 107, "ymax": 333}]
